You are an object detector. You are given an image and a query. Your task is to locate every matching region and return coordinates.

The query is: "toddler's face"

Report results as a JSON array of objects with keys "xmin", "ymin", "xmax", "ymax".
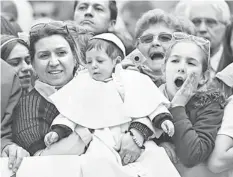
[
  {"xmin": 165, "ymin": 41, "xmax": 206, "ymax": 98},
  {"xmin": 86, "ymin": 48, "xmax": 116, "ymax": 81}
]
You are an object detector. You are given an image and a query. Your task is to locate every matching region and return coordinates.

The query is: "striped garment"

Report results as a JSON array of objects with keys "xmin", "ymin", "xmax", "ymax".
[{"xmin": 12, "ymin": 88, "xmax": 59, "ymax": 155}]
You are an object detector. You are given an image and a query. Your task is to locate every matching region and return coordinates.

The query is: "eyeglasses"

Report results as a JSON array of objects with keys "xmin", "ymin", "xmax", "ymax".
[
  {"xmin": 172, "ymin": 32, "xmax": 210, "ymax": 61},
  {"xmin": 138, "ymin": 32, "xmax": 173, "ymax": 44},
  {"xmin": 192, "ymin": 18, "xmax": 225, "ymax": 28}
]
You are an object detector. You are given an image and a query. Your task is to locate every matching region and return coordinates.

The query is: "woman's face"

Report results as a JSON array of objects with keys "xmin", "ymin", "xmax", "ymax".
[
  {"xmin": 137, "ymin": 23, "xmax": 174, "ymax": 74},
  {"xmin": 165, "ymin": 41, "xmax": 205, "ymax": 99},
  {"xmin": 33, "ymin": 34, "xmax": 76, "ymax": 87},
  {"xmin": 6, "ymin": 43, "xmax": 32, "ymax": 89}
]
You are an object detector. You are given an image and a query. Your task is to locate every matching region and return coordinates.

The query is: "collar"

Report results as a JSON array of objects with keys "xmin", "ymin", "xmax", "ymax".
[
  {"xmin": 34, "ymin": 80, "xmax": 58, "ymax": 103},
  {"xmin": 210, "ymin": 45, "xmax": 223, "ymax": 73}
]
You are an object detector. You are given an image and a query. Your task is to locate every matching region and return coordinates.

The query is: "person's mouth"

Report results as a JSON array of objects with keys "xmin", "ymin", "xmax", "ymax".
[
  {"xmin": 48, "ymin": 70, "xmax": 63, "ymax": 75},
  {"xmin": 149, "ymin": 52, "xmax": 165, "ymax": 61},
  {"xmin": 81, "ymin": 20, "xmax": 94, "ymax": 25},
  {"xmin": 174, "ymin": 77, "xmax": 185, "ymax": 88}
]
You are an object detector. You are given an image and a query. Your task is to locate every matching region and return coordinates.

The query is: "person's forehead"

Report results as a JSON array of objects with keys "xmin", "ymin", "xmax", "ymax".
[
  {"xmin": 141, "ymin": 23, "xmax": 174, "ymax": 36},
  {"xmin": 77, "ymin": 0, "xmax": 109, "ymax": 8},
  {"xmin": 189, "ymin": 4, "xmax": 220, "ymax": 20}
]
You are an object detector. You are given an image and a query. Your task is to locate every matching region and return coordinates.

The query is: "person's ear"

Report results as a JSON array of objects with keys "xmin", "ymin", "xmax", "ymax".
[
  {"xmin": 113, "ymin": 56, "xmax": 122, "ymax": 65},
  {"xmin": 199, "ymin": 69, "xmax": 210, "ymax": 86},
  {"xmin": 108, "ymin": 20, "xmax": 116, "ymax": 32}
]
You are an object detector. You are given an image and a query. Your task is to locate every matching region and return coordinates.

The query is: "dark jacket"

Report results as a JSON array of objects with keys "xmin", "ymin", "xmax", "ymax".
[
  {"xmin": 170, "ymin": 90, "xmax": 225, "ymax": 168},
  {"xmin": 12, "ymin": 88, "xmax": 59, "ymax": 155},
  {"xmin": 1, "ymin": 60, "xmax": 22, "ymax": 151}
]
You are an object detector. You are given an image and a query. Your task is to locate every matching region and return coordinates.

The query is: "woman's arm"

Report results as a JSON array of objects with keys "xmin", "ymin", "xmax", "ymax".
[
  {"xmin": 208, "ymin": 135, "xmax": 233, "ymax": 173},
  {"xmin": 170, "ymin": 102, "xmax": 223, "ymax": 168}
]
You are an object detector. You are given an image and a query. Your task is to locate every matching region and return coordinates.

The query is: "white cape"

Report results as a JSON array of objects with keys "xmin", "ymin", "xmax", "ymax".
[{"xmin": 50, "ymin": 67, "xmax": 169, "ymax": 129}]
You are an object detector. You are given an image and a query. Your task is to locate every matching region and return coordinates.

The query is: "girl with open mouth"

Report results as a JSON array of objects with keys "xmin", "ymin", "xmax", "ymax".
[{"xmin": 159, "ymin": 32, "xmax": 225, "ymax": 172}]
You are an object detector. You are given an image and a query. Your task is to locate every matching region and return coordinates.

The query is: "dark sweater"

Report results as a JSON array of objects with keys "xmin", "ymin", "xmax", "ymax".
[
  {"xmin": 170, "ymin": 90, "xmax": 225, "ymax": 168},
  {"xmin": 12, "ymin": 88, "xmax": 59, "ymax": 155}
]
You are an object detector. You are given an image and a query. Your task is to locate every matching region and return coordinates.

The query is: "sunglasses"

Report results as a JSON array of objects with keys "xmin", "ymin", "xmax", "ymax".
[
  {"xmin": 138, "ymin": 32, "xmax": 173, "ymax": 44},
  {"xmin": 172, "ymin": 32, "xmax": 210, "ymax": 61}
]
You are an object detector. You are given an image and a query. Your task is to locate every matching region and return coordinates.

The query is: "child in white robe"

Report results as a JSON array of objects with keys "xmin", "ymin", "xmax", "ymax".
[{"xmin": 44, "ymin": 33, "xmax": 180, "ymax": 177}]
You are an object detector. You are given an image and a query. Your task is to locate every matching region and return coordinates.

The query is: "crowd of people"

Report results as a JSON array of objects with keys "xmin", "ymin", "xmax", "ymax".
[{"xmin": 1, "ymin": 0, "xmax": 233, "ymax": 177}]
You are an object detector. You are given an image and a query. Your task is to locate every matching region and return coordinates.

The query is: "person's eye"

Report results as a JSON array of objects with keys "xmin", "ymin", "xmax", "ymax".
[
  {"xmin": 188, "ymin": 62, "xmax": 196, "ymax": 66},
  {"xmin": 171, "ymin": 59, "xmax": 179, "ymax": 63},
  {"xmin": 86, "ymin": 60, "xmax": 92, "ymax": 64},
  {"xmin": 38, "ymin": 53, "xmax": 49, "ymax": 59},
  {"xmin": 206, "ymin": 19, "xmax": 217, "ymax": 26},
  {"xmin": 97, "ymin": 60, "xmax": 103, "ymax": 63},
  {"xmin": 192, "ymin": 19, "xmax": 201, "ymax": 26},
  {"xmin": 159, "ymin": 34, "xmax": 172, "ymax": 42},
  {"xmin": 78, "ymin": 5, "xmax": 87, "ymax": 10},
  {"xmin": 57, "ymin": 51, "xmax": 67, "ymax": 56},
  {"xmin": 95, "ymin": 6, "xmax": 103, "ymax": 11},
  {"xmin": 8, "ymin": 59, "xmax": 20, "ymax": 67},
  {"xmin": 140, "ymin": 34, "xmax": 154, "ymax": 43}
]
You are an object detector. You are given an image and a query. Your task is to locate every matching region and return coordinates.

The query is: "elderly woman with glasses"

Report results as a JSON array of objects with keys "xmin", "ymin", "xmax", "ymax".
[
  {"xmin": 1, "ymin": 35, "xmax": 33, "ymax": 94},
  {"xmin": 11, "ymin": 21, "xmax": 91, "ymax": 156},
  {"xmin": 122, "ymin": 9, "xmax": 196, "ymax": 87}
]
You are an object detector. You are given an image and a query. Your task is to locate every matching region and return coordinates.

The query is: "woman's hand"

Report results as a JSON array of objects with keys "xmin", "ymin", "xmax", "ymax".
[
  {"xmin": 118, "ymin": 130, "xmax": 143, "ymax": 165},
  {"xmin": 1, "ymin": 143, "xmax": 30, "ymax": 173},
  {"xmin": 171, "ymin": 72, "xmax": 199, "ymax": 107},
  {"xmin": 160, "ymin": 142, "xmax": 178, "ymax": 164}
]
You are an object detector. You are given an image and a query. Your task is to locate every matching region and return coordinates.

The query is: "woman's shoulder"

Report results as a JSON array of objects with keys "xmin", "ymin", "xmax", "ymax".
[{"xmin": 187, "ymin": 89, "xmax": 226, "ymax": 109}]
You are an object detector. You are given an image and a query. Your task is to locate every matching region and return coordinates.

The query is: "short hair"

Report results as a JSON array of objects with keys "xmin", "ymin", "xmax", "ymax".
[
  {"xmin": 73, "ymin": 0, "xmax": 117, "ymax": 21},
  {"xmin": 135, "ymin": 9, "xmax": 183, "ymax": 39},
  {"xmin": 176, "ymin": 15, "xmax": 196, "ymax": 35},
  {"xmin": 174, "ymin": 1, "xmax": 231, "ymax": 25},
  {"xmin": 85, "ymin": 38, "xmax": 124, "ymax": 64},
  {"xmin": 165, "ymin": 40, "xmax": 209, "ymax": 73},
  {"xmin": 1, "ymin": 34, "xmax": 29, "ymax": 61},
  {"xmin": 29, "ymin": 21, "xmax": 82, "ymax": 66}
]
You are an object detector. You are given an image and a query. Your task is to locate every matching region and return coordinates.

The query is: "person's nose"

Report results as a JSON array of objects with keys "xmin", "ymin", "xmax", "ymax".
[
  {"xmin": 84, "ymin": 6, "xmax": 94, "ymax": 17},
  {"xmin": 177, "ymin": 61, "xmax": 186, "ymax": 74},
  {"xmin": 21, "ymin": 60, "xmax": 32, "ymax": 73},
  {"xmin": 151, "ymin": 35, "xmax": 161, "ymax": 48},
  {"xmin": 198, "ymin": 21, "xmax": 208, "ymax": 34},
  {"xmin": 49, "ymin": 54, "xmax": 60, "ymax": 67},
  {"xmin": 91, "ymin": 60, "xmax": 98, "ymax": 69}
]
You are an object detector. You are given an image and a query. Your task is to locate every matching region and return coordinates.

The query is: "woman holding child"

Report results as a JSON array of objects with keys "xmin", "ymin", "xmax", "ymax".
[{"xmin": 11, "ymin": 20, "xmax": 180, "ymax": 177}]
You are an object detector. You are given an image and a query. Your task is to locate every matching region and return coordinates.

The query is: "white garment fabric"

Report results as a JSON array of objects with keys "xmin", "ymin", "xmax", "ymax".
[
  {"xmin": 216, "ymin": 63, "xmax": 233, "ymax": 88},
  {"xmin": 50, "ymin": 65, "xmax": 170, "ymax": 129},
  {"xmin": 209, "ymin": 45, "xmax": 224, "ymax": 79},
  {"xmin": 218, "ymin": 95, "xmax": 233, "ymax": 137}
]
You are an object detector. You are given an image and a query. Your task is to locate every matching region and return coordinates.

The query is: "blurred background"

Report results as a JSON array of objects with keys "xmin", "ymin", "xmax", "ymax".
[{"xmin": 1, "ymin": 0, "xmax": 233, "ymax": 33}]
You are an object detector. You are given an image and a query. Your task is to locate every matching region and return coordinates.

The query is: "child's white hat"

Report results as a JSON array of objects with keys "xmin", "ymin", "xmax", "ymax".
[{"xmin": 91, "ymin": 33, "xmax": 126, "ymax": 57}]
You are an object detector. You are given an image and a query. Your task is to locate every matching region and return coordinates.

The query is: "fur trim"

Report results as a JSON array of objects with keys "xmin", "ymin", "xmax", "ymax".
[{"xmin": 187, "ymin": 89, "xmax": 226, "ymax": 109}]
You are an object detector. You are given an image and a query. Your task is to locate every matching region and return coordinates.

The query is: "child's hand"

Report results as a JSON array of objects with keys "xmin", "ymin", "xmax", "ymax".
[
  {"xmin": 161, "ymin": 120, "xmax": 175, "ymax": 137},
  {"xmin": 44, "ymin": 132, "xmax": 59, "ymax": 147},
  {"xmin": 171, "ymin": 72, "xmax": 199, "ymax": 107}
]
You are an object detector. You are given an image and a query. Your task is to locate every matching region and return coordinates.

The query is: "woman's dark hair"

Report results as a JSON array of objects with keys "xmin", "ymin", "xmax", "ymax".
[
  {"xmin": 1, "ymin": 34, "xmax": 29, "ymax": 61},
  {"xmin": 73, "ymin": 0, "xmax": 117, "ymax": 21},
  {"xmin": 217, "ymin": 16, "xmax": 233, "ymax": 72}
]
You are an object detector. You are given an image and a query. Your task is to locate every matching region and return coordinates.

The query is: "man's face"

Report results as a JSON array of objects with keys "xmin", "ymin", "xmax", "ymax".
[
  {"xmin": 190, "ymin": 4, "xmax": 226, "ymax": 55},
  {"xmin": 74, "ymin": 0, "xmax": 114, "ymax": 34}
]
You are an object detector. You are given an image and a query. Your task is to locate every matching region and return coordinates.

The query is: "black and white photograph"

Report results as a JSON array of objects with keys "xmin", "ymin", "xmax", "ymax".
[{"xmin": 1, "ymin": 0, "xmax": 233, "ymax": 177}]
